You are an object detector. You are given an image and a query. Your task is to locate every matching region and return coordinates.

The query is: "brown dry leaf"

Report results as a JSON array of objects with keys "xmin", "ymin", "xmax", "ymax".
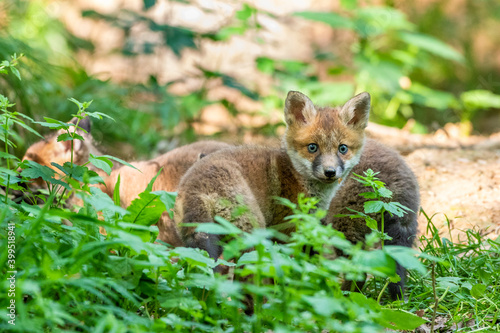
[{"xmin": 416, "ymin": 309, "xmax": 426, "ymax": 317}]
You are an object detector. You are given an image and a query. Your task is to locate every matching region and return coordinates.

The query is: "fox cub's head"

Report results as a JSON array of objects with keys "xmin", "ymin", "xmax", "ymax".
[
  {"xmin": 20, "ymin": 117, "xmax": 93, "ymax": 189},
  {"xmin": 283, "ymin": 91, "xmax": 370, "ymax": 184}
]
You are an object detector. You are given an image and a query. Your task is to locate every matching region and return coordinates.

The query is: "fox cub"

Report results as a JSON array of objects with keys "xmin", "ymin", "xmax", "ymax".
[
  {"xmin": 174, "ymin": 91, "xmax": 371, "ymax": 259},
  {"xmin": 21, "ymin": 117, "xmax": 231, "ymax": 246}
]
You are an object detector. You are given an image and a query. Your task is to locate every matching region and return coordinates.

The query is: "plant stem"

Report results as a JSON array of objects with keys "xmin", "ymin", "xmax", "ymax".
[
  {"xmin": 4, "ymin": 115, "xmax": 10, "ymax": 204},
  {"xmin": 377, "ymin": 279, "xmax": 390, "ymax": 303},
  {"xmin": 430, "ymin": 262, "xmax": 438, "ymax": 333}
]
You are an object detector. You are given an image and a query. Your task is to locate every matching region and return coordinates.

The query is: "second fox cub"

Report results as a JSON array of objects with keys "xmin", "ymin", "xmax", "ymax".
[
  {"xmin": 174, "ymin": 91, "xmax": 371, "ymax": 259},
  {"xmin": 21, "ymin": 117, "xmax": 231, "ymax": 246}
]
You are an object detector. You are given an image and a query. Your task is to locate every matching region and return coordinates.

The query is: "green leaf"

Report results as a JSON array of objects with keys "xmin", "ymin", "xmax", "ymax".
[
  {"xmin": 86, "ymin": 187, "xmax": 129, "ymax": 216},
  {"xmin": 89, "ymin": 154, "xmax": 113, "ymax": 176},
  {"xmin": 340, "ymin": 0, "xmax": 357, "ymax": 10},
  {"xmin": 171, "ymin": 247, "xmax": 217, "ymax": 268},
  {"xmin": 11, "ymin": 119, "xmax": 44, "ymax": 139},
  {"xmin": 384, "ymin": 246, "xmax": 426, "ymax": 275},
  {"xmin": 221, "ymin": 74, "xmax": 259, "ymax": 100},
  {"xmin": 364, "ymin": 200, "xmax": 384, "ymax": 214},
  {"xmin": 57, "ymin": 132, "xmax": 84, "ymax": 142},
  {"xmin": 0, "ymin": 151, "xmax": 19, "ymax": 161},
  {"xmin": 153, "ymin": 191, "xmax": 177, "ymax": 219},
  {"xmin": 294, "ymin": 11, "xmax": 354, "ymax": 29},
  {"xmin": 236, "ymin": 4, "xmax": 256, "ymax": 21},
  {"xmin": 461, "ymin": 90, "xmax": 500, "ymax": 110},
  {"xmin": 365, "ymin": 217, "xmax": 378, "ymax": 230},
  {"xmin": 399, "ymin": 32, "xmax": 464, "ymax": 62},
  {"xmin": 355, "ymin": 7, "xmax": 413, "ymax": 36},
  {"xmin": 383, "ymin": 202, "xmax": 405, "ymax": 217},
  {"xmin": 146, "ymin": 168, "xmax": 162, "ymax": 192},
  {"xmin": 99, "ymin": 155, "xmax": 140, "ymax": 172},
  {"xmin": 9, "ymin": 66, "xmax": 21, "ymax": 81},
  {"xmin": 143, "ymin": 0, "xmax": 156, "ymax": 10},
  {"xmin": 195, "ymin": 223, "xmax": 233, "ymax": 235},
  {"xmin": 194, "ymin": 216, "xmax": 243, "ymax": 235},
  {"xmin": 85, "ymin": 111, "xmax": 115, "ymax": 121},
  {"xmin": 378, "ymin": 308, "xmax": 427, "ymax": 330},
  {"xmin": 37, "ymin": 117, "xmax": 70, "ymax": 129},
  {"xmin": 124, "ymin": 191, "xmax": 165, "ymax": 226},
  {"xmin": 303, "ymin": 293, "xmax": 346, "ymax": 317},
  {"xmin": 470, "ymin": 284, "xmax": 486, "ymax": 299},
  {"xmin": 20, "ymin": 160, "xmax": 56, "ymax": 182},
  {"xmin": 113, "ymin": 174, "xmax": 121, "ymax": 206},
  {"xmin": 378, "ymin": 187, "xmax": 392, "ymax": 198},
  {"xmin": 359, "ymin": 191, "xmax": 377, "ymax": 199},
  {"xmin": 355, "ymin": 249, "xmax": 396, "ymax": 276}
]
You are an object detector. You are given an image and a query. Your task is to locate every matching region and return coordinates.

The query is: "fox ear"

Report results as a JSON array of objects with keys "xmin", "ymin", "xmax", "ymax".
[
  {"xmin": 339, "ymin": 92, "xmax": 370, "ymax": 130},
  {"xmin": 69, "ymin": 116, "xmax": 91, "ymax": 133},
  {"xmin": 54, "ymin": 117, "xmax": 91, "ymax": 153},
  {"xmin": 284, "ymin": 91, "xmax": 317, "ymax": 126}
]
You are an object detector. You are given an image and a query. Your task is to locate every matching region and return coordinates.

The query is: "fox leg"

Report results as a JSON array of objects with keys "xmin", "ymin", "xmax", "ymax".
[{"xmin": 174, "ymin": 176, "xmax": 265, "ymax": 262}]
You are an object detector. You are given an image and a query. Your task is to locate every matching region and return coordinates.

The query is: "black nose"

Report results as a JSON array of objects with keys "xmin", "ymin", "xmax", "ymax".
[{"xmin": 324, "ymin": 168, "xmax": 336, "ymax": 178}]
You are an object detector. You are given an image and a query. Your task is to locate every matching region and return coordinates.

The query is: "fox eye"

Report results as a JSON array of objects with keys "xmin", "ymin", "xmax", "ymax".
[
  {"xmin": 338, "ymin": 144, "xmax": 348, "ymax": 154},
  {"xmin": 307, "ymin": 143, "xmax": 319, "ymax": 153}
]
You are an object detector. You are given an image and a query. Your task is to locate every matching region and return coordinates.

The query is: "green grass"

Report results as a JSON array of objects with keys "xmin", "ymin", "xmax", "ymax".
[{"xmin": 1, "ymin": 55, "xmax": 499, "ymax": 333}]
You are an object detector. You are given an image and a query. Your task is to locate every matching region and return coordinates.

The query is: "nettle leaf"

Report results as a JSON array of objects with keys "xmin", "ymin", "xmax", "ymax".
[
  {"xmin": 57, "ymin": 132, "xmax": 84, "ymax": 142},
  {"xmin": 85, "ymin": 111, "xmax": 115, "ymax": 121},
  {"xmin": 146, "ymin": 168, "xmax": 162, "ymax": 192},
  {"xmin": 152, "ymin": 191, "xmax": 176, "ymax": 219},
  {"xmin": 89, "ymin": 154, "xmax": 113, "ymax": 176},
  {"xmin": 384, "ymin": 245, "xmax": 426, "ymax": 274},
  {"xmin": 303, "ymin": 293, "xmax": 346, "ymax": 317},
  {"xmin": 365, "ymin": 217, "xmax": 378, "ymax": 230},
  {"xmin": 11, "ymin": 118, "xmax": 44, "ymax": 139},
  {"xmin": 194, "ymin": 216, "xmax": 242, "ymax": 236},
  {"xmin": 171, "ymin": 247, "xmax": 217, "ymax": 268},
  {"xmin": 113, "ymin": 174, "xmax": 121, "ymax": 206},
  {"xmin": 383, "ymin": 202, "xmax": 409, "ymax": 217},
  {"xmin": 51, "ymin": 162, "xmax": 87, "ymax": 182},
  {"xmin": 36, "ymin": 117, "xmax": 70, "ymax": 130},
  {"xmin": 378, "ymin": 308, "xmax": 427, "ymax": 330},
  {"xmin": 355, "ymin": 249, "xmax": 396, "ymax": 277},
  {"xmin": 100, "ymin": 155, "xmax": 140, "ymax": 172},
  {"xmin": 359, "ymin": 191, "xmax": 377, "ymax": 199},
  {"xmin": 9, "ymin": 66, "xmax": 21, "ymax": 81},
  {"xmin": 86, "ymin": 187, "xmax": 129, "ymax": 216},
  {"xmin": 124, "ymin": 191, "xmax": 165, "ymax": 226},
  {"xmin": 20, "ymin": 160, "xmax": 56, "ymax": 182},
  {"xmin": 470, "ymin": 284, "xmax": 487, "ymax": 299},
  {"xmin": 378, "ymin": 187, "xmax": 392, "ymax": 198},
  {"xmin": 364, "ymin": 200, "xmax": 384, "ymax": 214},
  {"xmin": 0, "ymin": 151, "xmax": 20, "ymax": 161}
]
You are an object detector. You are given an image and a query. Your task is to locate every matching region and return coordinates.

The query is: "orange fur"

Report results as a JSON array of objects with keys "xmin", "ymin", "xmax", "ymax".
[{"xmin": 21, "ymin": 118, "xmax": 231, "ymax": 246}]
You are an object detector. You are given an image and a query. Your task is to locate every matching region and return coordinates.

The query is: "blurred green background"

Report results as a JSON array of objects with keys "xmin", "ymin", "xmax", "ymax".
[{"xmin": 2, "ymin": 0, "xmax": 500, "ymax": 159}]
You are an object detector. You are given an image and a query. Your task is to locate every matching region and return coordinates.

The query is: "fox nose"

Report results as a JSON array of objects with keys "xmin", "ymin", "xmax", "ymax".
[{"xmin": 324, "ymin": 168, "xmax": 336, "ymax": 178}]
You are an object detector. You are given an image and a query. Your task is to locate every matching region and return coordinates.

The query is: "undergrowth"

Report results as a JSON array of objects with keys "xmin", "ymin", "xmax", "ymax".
[{"xmin": 0, "ymin": 55, "xmax": 499, "ymax": 332}]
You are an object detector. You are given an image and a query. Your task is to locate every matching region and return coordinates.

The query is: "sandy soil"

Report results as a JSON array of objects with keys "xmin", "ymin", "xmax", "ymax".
[{"xmin": 366, "ymin": 123, "xmax": 500, "ymax": 243}]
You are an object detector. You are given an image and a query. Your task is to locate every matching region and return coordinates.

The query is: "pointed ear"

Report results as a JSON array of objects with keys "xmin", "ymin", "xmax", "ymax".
[
  {"xmin": 68, "ymin": 116, "xmax": 91, "ymax": 133},
  {"xmin": 284, "ymin": 91, "xmax": 317, "ymax": 126},
  {"xmin": 339, "ymin": 92, "xmax": 370, "ymax": 130},
  {"xmin": 77, "ymin": 117, "xmax": 91, "ymax": 133}
]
